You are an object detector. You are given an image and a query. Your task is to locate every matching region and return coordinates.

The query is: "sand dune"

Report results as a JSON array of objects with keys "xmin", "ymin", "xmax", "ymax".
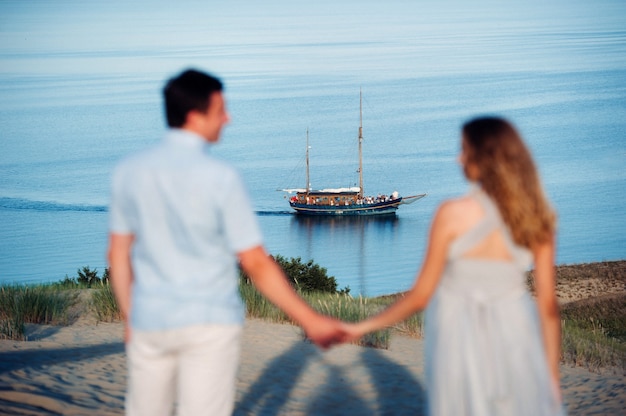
[
  {"xmin": 0, "ymin": 316, "xmax": 624, "ymax": 415},
  {"xmin": 2, "ymin": 262, "xmax": 625, "ymax": 414}
]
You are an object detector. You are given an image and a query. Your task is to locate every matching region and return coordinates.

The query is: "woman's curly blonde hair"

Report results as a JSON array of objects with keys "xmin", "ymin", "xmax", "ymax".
[{"xmin": 462, "ymin": 117, "xmax": 556, "ymax": 249}]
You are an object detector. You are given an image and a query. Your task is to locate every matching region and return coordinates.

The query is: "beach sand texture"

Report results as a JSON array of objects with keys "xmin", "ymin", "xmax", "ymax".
[{"xmin": 1, "ymin": 265, "xmax": 625, "ymax": 415}]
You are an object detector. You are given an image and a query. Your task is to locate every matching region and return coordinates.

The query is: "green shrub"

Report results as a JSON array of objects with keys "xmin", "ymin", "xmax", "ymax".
[
  {"xmin": 247, "ymin": 255, "xmax": 348, "ymax": 294},
  {"xmin": 101, "ymin": 267, "xmax": 110, "ymax": 284},
  {"xmin": 77, "ymin": 266, "xmax": 101, "ymax": 287},
  {"xmin": 53, "ymin": 266, "xmax": 110, "ymax": 289}
]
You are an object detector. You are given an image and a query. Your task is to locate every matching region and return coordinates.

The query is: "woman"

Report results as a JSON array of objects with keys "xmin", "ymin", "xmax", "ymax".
[{"xmin": 346, "ymin": 117, "xmax": 564, "ymax": 415}]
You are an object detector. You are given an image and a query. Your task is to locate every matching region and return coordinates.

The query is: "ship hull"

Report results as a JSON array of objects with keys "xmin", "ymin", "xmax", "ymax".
[{"xmin": 289, "ymin": 198, "xmax": 402, "ymax": 216}]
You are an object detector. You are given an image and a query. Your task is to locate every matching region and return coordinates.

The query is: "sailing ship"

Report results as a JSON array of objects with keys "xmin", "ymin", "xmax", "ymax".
[{"xmin": 282, "ymin": 91, "xmax": 426, "ymax": 216}]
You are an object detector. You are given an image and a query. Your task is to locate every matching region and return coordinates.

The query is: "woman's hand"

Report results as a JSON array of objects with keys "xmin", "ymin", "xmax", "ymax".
[{"xmin": 340, "ymin": 321, "xmax": 370, "ymax": 344}]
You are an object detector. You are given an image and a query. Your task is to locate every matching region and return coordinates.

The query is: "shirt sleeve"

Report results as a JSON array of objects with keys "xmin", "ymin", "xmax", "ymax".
[{"xmin": 220, "ymin": 169, "xmax": 263, "ymax": 253}]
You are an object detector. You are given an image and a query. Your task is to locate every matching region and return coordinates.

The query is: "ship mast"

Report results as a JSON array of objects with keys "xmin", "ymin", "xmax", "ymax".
[
  {"xmin": 358, "ymin": 89, "xmax": 364, "ymax": 198},
  {"xmin": 305, "ymin": 128, "xmax": 310, "ymax": 193}
]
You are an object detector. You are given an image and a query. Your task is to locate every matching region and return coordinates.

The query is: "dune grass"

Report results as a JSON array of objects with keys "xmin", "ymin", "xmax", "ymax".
[
  {"xmin": 303, "ymin": 292, "xmax": 393, "ymax": 348},
  {"xmin": 238, "ymin": 281, "xmax": 395, "ymax": 348},
  {"xmin": 560, "ymin": 294, "xmax": 626, "ymax": 371},
  {"xmin": 91, "ymin": 283, "xmax": 122, "ymax": 322},
  {"xmin": 1, "ymin": 280, "xmax": 623, "ymax": 370},
  {"xmin": 0, "ymin": 284, "xmax": 78, "ymax": 340},
  {"xmin": 1, "ymin": 261, "xmax": 624, "ymax": 371}
]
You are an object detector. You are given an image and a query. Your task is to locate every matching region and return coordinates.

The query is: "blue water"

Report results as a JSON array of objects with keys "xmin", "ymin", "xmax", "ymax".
[{"xmin": 1, "ymin": 0, "xmax": 625, "ymax": 296}]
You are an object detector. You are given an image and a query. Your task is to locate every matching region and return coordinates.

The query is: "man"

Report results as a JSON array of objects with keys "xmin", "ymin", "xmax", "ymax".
[{"xmin": 108, "ymin": 69, "xmax": 345, "ymax": 416}]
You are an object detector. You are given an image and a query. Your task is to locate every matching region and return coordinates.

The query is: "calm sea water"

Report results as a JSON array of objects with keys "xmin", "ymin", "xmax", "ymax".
[{"xmin": 1, "ymin": 0, "xmax": 625, "ymax": 296}]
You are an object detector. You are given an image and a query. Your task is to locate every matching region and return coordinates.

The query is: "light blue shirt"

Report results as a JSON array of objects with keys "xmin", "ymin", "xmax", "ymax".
[{"xmin": 109, "ymin": 129, "xmax": 263, "ymax": 331}]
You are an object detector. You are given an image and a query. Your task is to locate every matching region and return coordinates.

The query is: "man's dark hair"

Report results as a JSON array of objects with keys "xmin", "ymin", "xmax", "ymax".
[{"xmin": 163, "ymin": 69, "xmax": 223, "ymax": 128}]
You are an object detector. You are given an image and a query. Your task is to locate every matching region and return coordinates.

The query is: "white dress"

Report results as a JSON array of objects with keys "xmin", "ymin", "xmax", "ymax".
[{"xmin": 424, "ymin": 189, "xmax": 564, "ymax": 415}]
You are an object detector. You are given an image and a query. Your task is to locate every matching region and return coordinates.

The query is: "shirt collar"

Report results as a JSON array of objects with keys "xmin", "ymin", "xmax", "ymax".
[{"xmin": 164, "ymin": 128, "xmax": 210, "ymax": 151}]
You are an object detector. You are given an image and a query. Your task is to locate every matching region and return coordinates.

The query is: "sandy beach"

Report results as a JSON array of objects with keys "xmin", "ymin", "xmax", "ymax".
[
  {"xmin": 1, "ymin": 265, "xmax": 625, "ymax": 415},
  {"xmin": 0, "ymin": 320, "xmax": 624, "ymax": 415}
]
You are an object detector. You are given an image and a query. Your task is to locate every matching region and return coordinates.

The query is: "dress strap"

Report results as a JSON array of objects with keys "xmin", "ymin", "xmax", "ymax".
[
  {"xmin": 448, "ymin": 188, "xmax": 499, "ymax": 259},
  {"xmin": 469, "ymin": 188, "xmax": 533, "ymax": 268}
]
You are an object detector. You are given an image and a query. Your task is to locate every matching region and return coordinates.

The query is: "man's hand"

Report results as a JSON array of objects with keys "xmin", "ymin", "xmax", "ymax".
[{"xmin": 302, "ymin": 316, "xmax": 351, "ymax": 349}]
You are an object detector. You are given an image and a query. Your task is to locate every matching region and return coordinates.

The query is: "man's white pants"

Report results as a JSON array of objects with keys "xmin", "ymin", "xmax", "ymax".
[{"xmin": 126, "ymin": 324, "xmax": 242, "ymax": 416}]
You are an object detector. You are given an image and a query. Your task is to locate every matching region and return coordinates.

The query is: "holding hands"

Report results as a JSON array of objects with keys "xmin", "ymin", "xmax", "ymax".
[{"xmin": 302, "ymin": 316, "xmax": 374, "ymax": 349}]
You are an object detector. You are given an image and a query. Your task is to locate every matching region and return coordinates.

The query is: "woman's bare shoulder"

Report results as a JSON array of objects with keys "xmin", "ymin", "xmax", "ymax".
[
  {"xmin": 438, "ymin": 194, "xmax": 481, "ymax": 217},
  {"xmin": 434, "ymin": 194, "xmax": 484, "ymax": 235}
]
